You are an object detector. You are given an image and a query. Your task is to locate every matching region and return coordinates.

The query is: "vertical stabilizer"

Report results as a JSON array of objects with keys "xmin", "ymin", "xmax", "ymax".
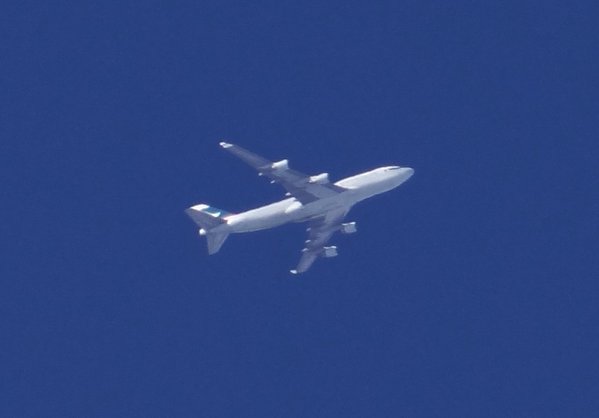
[{"xmin": 185, "ymin": 204, "xmax": 232, "ymax": 254}]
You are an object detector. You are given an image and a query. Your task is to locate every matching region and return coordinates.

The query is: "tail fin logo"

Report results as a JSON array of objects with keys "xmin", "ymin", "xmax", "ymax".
[{"xmin": 193, "ymin": 204, "xmax": 233, "ymax": 219}]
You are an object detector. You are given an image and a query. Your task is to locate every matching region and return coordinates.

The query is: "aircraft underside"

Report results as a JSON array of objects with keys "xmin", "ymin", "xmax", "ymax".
[{"xmin": 185, "ymin": 142, "xmax": 414, "ymax": 274}]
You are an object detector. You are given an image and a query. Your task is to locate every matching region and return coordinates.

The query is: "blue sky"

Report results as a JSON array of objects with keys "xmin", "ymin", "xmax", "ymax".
[{"xmin": 2, "ymin": 1, "xmax": 598, "ymax": 416}]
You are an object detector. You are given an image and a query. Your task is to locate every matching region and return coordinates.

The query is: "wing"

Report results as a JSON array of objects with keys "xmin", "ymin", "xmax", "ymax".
[
  {"xmin": 219, "ymin": 142, "xmax": 344, "ymax": 204},
  {"xmin": 290, "ymin": 207, "xmax": 349, "ymax": 274}
]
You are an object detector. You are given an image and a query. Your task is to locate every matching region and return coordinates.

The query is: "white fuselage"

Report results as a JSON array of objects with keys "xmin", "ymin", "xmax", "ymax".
[{"xmin": 212, "ymin": 166, "xmax": 414, "ymax": 234}]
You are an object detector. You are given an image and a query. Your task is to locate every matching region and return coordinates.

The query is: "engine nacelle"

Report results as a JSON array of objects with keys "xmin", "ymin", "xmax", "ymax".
[
  {"xmin": 309, "ymin": 173, "xmax": 329, "ymax": 184},
  {"xmin": 271, "ymin": 159, "xmax": 289, "ymax": 171},
  {"xmin": 340, "ymin": 222, "xmax": 357, "ymax": 234},
  {"xmin": 322, "ymin": 246, "xmax": 338, "ymax": 258}
]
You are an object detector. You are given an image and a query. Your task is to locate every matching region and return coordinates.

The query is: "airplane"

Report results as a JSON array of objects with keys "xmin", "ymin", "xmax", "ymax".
[{"xmin": 185, "ymin": 142, "xmax": 414, "ymax": 274}]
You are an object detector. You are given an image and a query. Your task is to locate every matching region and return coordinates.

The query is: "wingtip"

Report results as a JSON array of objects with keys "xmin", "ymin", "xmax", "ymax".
[{"xmin": 219, "ymin": 141, "xmax": 233, "ymax": 149}]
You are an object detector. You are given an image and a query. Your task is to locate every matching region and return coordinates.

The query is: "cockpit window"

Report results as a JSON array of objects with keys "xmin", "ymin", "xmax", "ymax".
[{"xmin": 386, "ymin": 166, "xmax": 401, "ymax": 170}]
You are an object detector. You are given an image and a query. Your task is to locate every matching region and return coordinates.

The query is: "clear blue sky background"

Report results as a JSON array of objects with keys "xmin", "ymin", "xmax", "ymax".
[{"xmin": 2, "ymin": 1, "xmax": 598, "ymax": 417}]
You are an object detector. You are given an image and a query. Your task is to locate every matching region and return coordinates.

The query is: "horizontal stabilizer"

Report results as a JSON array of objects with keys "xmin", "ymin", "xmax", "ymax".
[{"xmin": 206, "ymin": 232, "xmax": 229, "ymax": 255}]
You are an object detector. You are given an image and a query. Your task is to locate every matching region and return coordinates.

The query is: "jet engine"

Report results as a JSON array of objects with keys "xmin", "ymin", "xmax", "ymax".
[
  {"xmin": 309, "ymin": 173, "xmax": 329, "ymax": 184},
  {"xmin": 271, "ymin": 159, "xmax": 289, "ymax": 171},
  {"xmin": 322, "ymin": 246, "xmax": 338, "ymax": 258},
  {"xmin": 340, "ymin": 222, "xmax": 357, "ymax": 234}
]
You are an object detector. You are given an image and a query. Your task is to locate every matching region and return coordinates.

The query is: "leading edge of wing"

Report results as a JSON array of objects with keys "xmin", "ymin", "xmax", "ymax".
[
  {"xmin": 219, "ymin": 141, "xmax": 271, "ymax": 170},
  {"xmin": 290, "ymin": 208, "xmax": 349, "ymax": 275},
  {"xmin": 219, "ymin": 141, "xmax": 344, "ymax": 204},
  {"xmin": 290, "ymin": 251, "xmax": 319, "ymax": 275}
]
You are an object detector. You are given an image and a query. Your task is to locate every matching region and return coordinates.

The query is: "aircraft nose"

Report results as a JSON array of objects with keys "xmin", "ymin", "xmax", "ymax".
[
  {"xmin": 400, "ymin": 167, "xmax": 414, "ymax": 179},
  {"xmin": 386, "ymin": 166, "xmax": 414, "ymax": 183}
]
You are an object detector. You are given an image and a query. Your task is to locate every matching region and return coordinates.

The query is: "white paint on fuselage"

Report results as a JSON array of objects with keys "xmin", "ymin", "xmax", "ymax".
[{"xmin": 216, "ymin": 166, "xmax": 414, "ymax": 234}]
